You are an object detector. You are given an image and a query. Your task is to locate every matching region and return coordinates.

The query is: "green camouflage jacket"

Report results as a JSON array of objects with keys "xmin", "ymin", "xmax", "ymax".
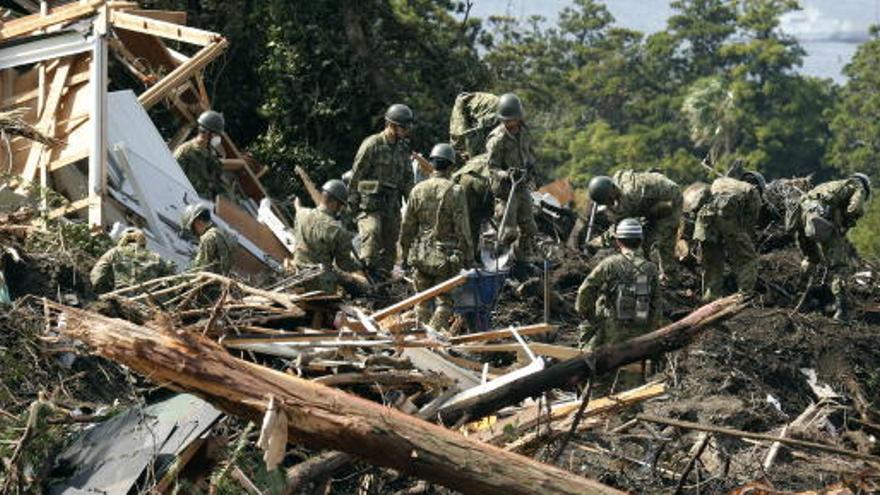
[
  {"xmin": 801, "ymin": 179, "xmax": 867, "ymax": 228},
  {"xmin": 174, "ymin": 137, "xmax": 234, "ymax": 200},
  {"xmin": 349, "ymin": 131, "xmax": 413, "ymax": 213},
  {"xmin": 293, "ymin": 206, "xmax": 359, "ymax": 272},
  {"xmin": 400, "ymin": 171, "xmax": 473, "ymax": 265},
  {"xmin": 194, "ymin": 224, "xmax": 233, "ymax": 275},
  {"xmin": 576, "ymin": 250, "xmax": 661, "ymax": 326},
  {"xmin": 485, "ymin": 123, "xmax": 536, "ymax": 174},
  {"xmin": 90, "ymin": 244, "xmax": 174, "ymax": 293},
  {"xmin": 449, "ymin": 92, "xmax": 499, "ymax": 157},
  {"xmin": 610, "ymin": 170, "xmax": 682, "ymax": 220}
]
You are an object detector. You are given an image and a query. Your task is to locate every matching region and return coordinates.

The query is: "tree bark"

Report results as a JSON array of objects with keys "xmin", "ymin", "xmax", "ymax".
[
  {"xmin": 437, "ymin": 294, "xmax": 746, "ymax": 425},
  {"xmin": 54, "ymin": 304, "xmax": 623, "ymax": 495}
]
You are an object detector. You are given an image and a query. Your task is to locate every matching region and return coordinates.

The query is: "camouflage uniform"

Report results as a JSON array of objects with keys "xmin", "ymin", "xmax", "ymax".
[
  {"xmin": 90, "ymin": 239, "xmax": 174, "ymax": 293},
  {"xmin": 694, "ymin": 177, "xmax": 762, "ymax": 301},
  {"xmin": 575, "ymin": 250, "xmax": 661, "ymax": 349},
  {"xmin": 193, "ymin": 224, "xmax": 233, "ymax": 275},
  {"xmin": 399, "ymin": 171, "xmax": 473, "ymax": 330},
  {"xmin": 449, "ymin": 92, "xmax": 499, "ymax": 158},
  {"xmin": 452, "ymin": 153, "xmax": 493, "ymax": 261},
  {"xmin": 350, "ymin": 131, "xmax": 413, "ymax": 275},
  {"xmin": 485, "ymin": 123, "xmax": 539, "ymax": 260},
  {"xmin": 174, "ymin": 137, "xmax": 235, "ymax": 200},
  {"xmin": 293, "ymin": 205, "xmax": 360, "ymax": 293},
  {"xmin": 605, "ymin": 170, "xmax": 682, "ymax": 280},
  {"xmin": 795, "ymin": 179, "xmax": 867, "ymax": 301}
]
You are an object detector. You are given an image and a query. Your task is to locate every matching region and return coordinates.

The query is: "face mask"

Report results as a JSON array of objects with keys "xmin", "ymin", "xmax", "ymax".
[{"xmin": 210, "ymin": 135, "xmax": 222, "ymax": 148}]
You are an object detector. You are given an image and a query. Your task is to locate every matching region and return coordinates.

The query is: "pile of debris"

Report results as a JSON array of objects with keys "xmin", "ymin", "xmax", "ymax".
[{"xmin": 2, "ymin": 208, "xmax": 879, "ymax": 494}]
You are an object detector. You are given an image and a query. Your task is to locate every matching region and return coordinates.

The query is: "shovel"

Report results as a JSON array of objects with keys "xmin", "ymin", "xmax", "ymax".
[{"xmin": 480, "ymin": 170, "xmax": 524, "ymax": 270}]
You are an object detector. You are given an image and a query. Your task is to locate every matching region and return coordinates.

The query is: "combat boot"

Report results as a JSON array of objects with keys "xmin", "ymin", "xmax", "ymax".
[
  {"xmin": 832, "ymin": 294, "xmax": 850, "ymax": 322},
  {"xmin": 429, "ymin": 305, "xmax": 454, "ymax": 331}
]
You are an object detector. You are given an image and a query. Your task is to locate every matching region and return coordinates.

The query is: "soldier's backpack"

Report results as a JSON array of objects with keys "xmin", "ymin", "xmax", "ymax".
[
  {"xmin": 801, "ymin": 199, "xmax": 834, "ymax": 242},
  {"xmin": 409, "ymin": 183, "xmax": 460, "ymax": 277},
  {"xmin": 449, "ymin": 92, "xmax": 499, "ymax": 158},
  {"xmin": 615, "ymin": 257, "xmax": 652, "ymax": 324}
]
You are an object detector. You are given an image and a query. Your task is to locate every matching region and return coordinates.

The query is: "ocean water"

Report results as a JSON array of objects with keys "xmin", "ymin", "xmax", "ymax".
[{"xmin": 468, "ymin": 0, "xmax": 878, "ymax": 82}]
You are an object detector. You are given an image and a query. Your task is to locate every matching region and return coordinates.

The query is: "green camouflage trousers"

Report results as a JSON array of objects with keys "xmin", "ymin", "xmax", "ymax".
[
  {"xmin": 699, "ymin": 214, "xmax": 758, "ymax": 301},
  {"xmin": 357, "ymin": 208, "xmax": 401, "ymax": 274}
]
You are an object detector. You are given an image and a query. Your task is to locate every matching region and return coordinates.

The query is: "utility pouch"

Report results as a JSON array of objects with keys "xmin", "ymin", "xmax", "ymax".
[
  {"xmin": 802, "ymin": 200, "xmax": 834, "ymax": 242},
  {"xmin": 357, "ymin": 180, "xmax": 381, "ymax": 212}
]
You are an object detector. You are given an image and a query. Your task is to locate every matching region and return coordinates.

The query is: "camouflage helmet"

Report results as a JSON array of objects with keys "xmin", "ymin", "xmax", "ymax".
[
  {"xmin": 384, "ymin": 104, "xmax": 414, "ymax": 129},
  {"xmin": 497, "ymin": 93, "xmax": 524, "ymax": 121},
  {"xmin": 197, "ymin": 110, "xmax": 225, "ymax": 134},
  {"xmin": 321, "ymin": 179, "xmax": 348, "ymax": 204},
  {"xmin": 850, "ymin": 172, "xmax": 872, "ymax": 198},
  {"xmin": 429, "ymin": 143, "xmax": 456, "ymax": 164},
  {"xmin": 118, "ymin": 227, "xmax": 146, "ymax": 247},
  {"xmin": 615, "ymin": 218, "xmax": 644, "ymax": 239},
  {"xmin": 741, "ymin": 171, "xmax": 766, "ymax": 193},
  {"xmin": 181, "ymin": 202, "xmax": 211, "ymax": 231},
  {"xmin": 588, "ymin": 175, "xmax": 617, "ymax": 205}
]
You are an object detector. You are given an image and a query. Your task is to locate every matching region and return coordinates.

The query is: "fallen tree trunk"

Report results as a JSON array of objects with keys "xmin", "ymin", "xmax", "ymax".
[
  {"xmin": 54, "ymin": 304, "xmax": 623, "ymax": 495},
  {"xmin": 437, "ymin": 294, "xmax": 746, "ymax": 425}
]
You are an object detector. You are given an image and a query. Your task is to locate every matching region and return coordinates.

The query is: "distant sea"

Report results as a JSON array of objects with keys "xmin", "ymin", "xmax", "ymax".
[{"xmin": 467, "ymin": 0, "xmax": 879, "ymax": 83}]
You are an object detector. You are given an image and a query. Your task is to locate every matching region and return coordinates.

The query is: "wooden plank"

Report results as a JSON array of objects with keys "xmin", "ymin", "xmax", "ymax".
[
  {"xmin": 125, "ymin": 9, "xmax": 187, "ymax": 25},
  {"xmin": 0, "ymin": 0, "xmax": 103, "ymax": 41},
  {"xmin": 403, "ymin": 348, "xmax": 481, "ymax": 392},
  {"xmin": 18, "ymin": 57, "xmax": 72, "ymax": 186},
  {"xmin": 110, "ymin": 10, "xmax": 219, "ymax": 46},
  {"xmin": 449, "ymin": 324, "xmax": 555, "ymax": 345},
  {"xmin": 372, "ymin": 271, "xmax": 472, "ymax": 322},
  {"xmin": 452, "ymin": 342, "xmax": 582, "ymax": 361},
  {"xmin": 48, "ymin": 197, "xmax": 88, "ymax": 219},
  {"xmin": 138, "ymin": 39, "xmax": 227, "ymax": 109}
]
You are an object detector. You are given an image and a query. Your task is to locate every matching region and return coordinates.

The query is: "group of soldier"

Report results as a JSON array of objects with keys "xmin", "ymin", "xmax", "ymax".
[{"xmin": 89, "ymin": 92, "xmax": 873, "ymax": 346}]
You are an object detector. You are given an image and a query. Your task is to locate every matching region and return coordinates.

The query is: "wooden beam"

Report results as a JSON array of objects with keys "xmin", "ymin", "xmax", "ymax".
[
  {"xmin": 0, "ymin": 0, "xmax": 105, "ymax": 40},
  {"xmin": 18, "ymin": 57, "xmax": 72, "ymax": 187},
  {"xmin": 55, "ymin": 304, "xmax": 625, "ymax": 495},
  {"xmin": 48, "ymin": 149, "xmax": 88, "ymax": 172},
  {"xmin": 449, "ymin": 324, "xmax": 555, "ymax": 345},
  {"xmin": 48, "ymin": 197, "xmax": 89, "ymax": 219},
  {"xmin": 452, "ymin": 343, "xmax": 581, "ymax": 361},
  {"xmin": 124, "ymin": 9, "xmax": 187, "ymax": 25},
  {"xmin": 110, "ymin": 10, "xmax": 220, "ymax": 46},
  {"xmin": 371, "ymin": 271, "xmax": 473, "ymax": 322},
  {"xmin": 138, "ymin": 39, "xmax": 227, "ymax": 109}
]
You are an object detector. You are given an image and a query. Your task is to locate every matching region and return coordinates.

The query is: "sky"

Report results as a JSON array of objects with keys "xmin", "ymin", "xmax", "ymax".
[{"xmin": 466, "ymin": 0, "xmax": 880, "ymax": 82}]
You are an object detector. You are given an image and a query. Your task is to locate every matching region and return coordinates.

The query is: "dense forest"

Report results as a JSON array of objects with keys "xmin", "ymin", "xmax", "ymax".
[{"xmin": 145, "ymin": 0, "xmax": 880, "ymax": 260}]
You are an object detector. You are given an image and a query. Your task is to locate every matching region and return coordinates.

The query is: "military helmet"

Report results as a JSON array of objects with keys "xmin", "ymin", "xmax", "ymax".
[
  {"xmin": 321, "ymin": 179, "xmax": 348, "ymax": 204},
  {"xmin": 588, "ymin": 175, "xmax": 617, "ymax": 205},
  {"xmin": 181, "ymin": 203, "xmax": 211, "ymax": 231},
  {"xmin": 118, "ymin": 227, "xmax": 146, "ymax": 247},
  {"xmin": 429, "ymin": 143, "xmax": 456, "ymax": 164},
  {"xmin": 615, "ymin": 218, "xmax": 644, "ymax": 239},
  {"xmin": 497, "ymin": 93, "xmax": 524, "ymax": 121},
  {"xmin": 384, "ymin": 104, "xmax": 414, "ymax": 129},
  {"xmin": 850, "ymin": 172, "xmax": 872, "ymax": 198},
  {"xmin": 741, "ymin": 171, "xmax": 766, "ymax": 193},
  {"xmin": 197, "ymin": 110, "xmax": 225, "ymax": 134}
]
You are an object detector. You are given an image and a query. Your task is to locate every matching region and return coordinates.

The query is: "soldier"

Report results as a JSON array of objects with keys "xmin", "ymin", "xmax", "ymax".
[
  {"xmin": 292, "ymin": 179, "xmax": 366, "ymax": 294},
  {"xmin": 588, "ymin": 170, "xmax": 683, "ymax": 283},
  {"xmin": 90, "ymin": 227, "xmax": 174, "ymax": 293},
  {"xmin": 449, "ymin": 91, "xmax": 500, "ymax": 160},
  {"xmin": 182, "ymin": 203, "xmax": 234, "ymax": 275},
  {"xmin": 694, "ymin": 171, "xmax": 765, "ymax": 301},
  {"xmin": 576, "ymin": 218, "xmax": 661, "ymax": 350},
  {"xmin": 349, "ymin": 104, "xmax": 415, "ymax": 279},
  {"xmin": 399, "ymin": 143, "xmax": 473, "ymax": 330},
  {"xmin": 794, "ymin": 173, "xmax": 871, "ymax": 321},
  {"xmin": 452, "ymin": 152, "xmax": 493, "ymax": 262},
  {"xmin": 174, "ymin": 110, "xmax": 239, "ymax": 201},
  {"xmin": 485, "ymin": 93, "xmax": 539, "ymax": 262}
]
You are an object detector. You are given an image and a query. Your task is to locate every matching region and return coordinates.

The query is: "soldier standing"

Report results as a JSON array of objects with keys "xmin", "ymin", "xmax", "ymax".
[
  {"xmin": 485, "ymin": 93, "xmax": 539, "ymax": 263},
  {"xmin": 182, "ymin": 203, "xmax": 234, "ymax": 275},
  {"xmin": 794, "ymin": 173, "xmax": 871, "ymax": 321},
  {"xmin": 174, "ymin": 110, "xmax": 240, "ymax": 201},
  {"xmin": 576, "ymin": 218, "xmax": 661, "ymax": 350},
  {"xmin": 90, "ymin": 228, "xmax": 175, "ymax": 293},
  {"xmin": 694, "ymin": 171, "xmax": 765, "ymax": 301},
  {"xmin": 588, "ymin": 170, "xmax": 683, "ymax": 283},
  {"xmin": 293, "ymin": 179, "xmax": 365, "ymax": 294},
  {"xmin": 349, "ymin": 104, "xmax": 415, "ymax": 279},
  {"xmin": 399, "ymin": 144, "xmax": 473, "ymax": 330}
]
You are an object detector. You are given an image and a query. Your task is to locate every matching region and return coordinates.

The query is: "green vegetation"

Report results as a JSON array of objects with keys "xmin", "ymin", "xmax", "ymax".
[{"xmin": 150, "ymin": 0, "xmax": 880, "ymax": 258}]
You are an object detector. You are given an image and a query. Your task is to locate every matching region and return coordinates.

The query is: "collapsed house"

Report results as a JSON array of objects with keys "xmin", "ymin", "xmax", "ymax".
[{"xmin": 0, "ymin": 1, "xmax": 292, "ymax": 272}]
